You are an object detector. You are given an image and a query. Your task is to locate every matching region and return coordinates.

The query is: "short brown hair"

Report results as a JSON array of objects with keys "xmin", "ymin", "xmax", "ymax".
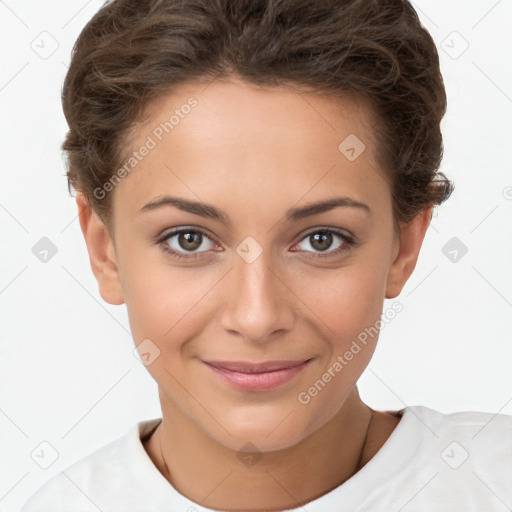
[{"xmin": 62, "ymin": 0, "xmax": 453, "ymax": 233}]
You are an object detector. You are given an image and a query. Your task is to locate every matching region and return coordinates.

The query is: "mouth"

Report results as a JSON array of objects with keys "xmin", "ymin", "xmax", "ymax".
[{"xmin": 202, "ymin": 358, "xmax": 314, "ymax": 392}]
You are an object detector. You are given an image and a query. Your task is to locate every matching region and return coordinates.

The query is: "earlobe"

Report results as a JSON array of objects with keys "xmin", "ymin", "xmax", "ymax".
[
  {"xmin": 385, "ymin": 208, "xmax": 433, "ymax": 299},
  {"xmin": 76, "ymin": 194, "xmax": 125, "ymax": 305}
]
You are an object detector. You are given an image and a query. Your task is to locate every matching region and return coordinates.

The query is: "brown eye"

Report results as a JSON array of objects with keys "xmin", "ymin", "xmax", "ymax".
[
  {"xmin": 158, "ymin": 227, "xmax": 217, "ymax": 259},
  {"xmin": 177, "ymin": 231, "xmax": 203, "ymax": 251},
  {"xmin": 294, "ymin": 228, "xmax": 355, "ymax": 258},
  {"xmin": 309, "ymin": 231, "xmax": 334, "ymax": 252}
]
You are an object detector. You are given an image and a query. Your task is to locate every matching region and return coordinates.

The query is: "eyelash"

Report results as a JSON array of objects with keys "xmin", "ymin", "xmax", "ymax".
[{"xmin": 156, "ymin": 227, "xmax": 357, "ymax": 261}]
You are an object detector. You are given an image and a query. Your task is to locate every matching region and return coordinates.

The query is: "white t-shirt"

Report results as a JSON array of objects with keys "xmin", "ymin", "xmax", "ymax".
[{"xmin": 21, "ymin": 405, "xmax": 512, "ymax": 511}]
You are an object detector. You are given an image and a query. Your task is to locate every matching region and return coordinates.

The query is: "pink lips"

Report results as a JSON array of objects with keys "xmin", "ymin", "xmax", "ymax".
[{"xmin": 203, "ymin": 359, "xmax": 312, "ymax": 391}]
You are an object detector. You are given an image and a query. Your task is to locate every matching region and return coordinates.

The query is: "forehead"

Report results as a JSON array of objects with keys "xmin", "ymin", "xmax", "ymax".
[
  {"xmin": 135, "ymin": 76, "xmax": 378, "ymax": 153},
  {"xmin": 113, "ymin": 77, "xmax": 389, "ymax": 220}
]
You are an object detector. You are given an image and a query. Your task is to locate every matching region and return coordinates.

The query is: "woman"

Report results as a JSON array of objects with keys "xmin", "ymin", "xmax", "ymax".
[{"xmin": 22, "ymin": 0, "xmax": 511, "ymax": 510}]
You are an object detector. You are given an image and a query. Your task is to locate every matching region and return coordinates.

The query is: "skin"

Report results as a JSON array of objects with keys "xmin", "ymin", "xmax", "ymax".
[{"xmin": 77, "ymin": 75, "xmax": 432, "ymax": 511}]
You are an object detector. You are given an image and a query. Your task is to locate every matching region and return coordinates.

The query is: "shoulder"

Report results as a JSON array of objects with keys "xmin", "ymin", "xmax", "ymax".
[
  {"xmin": 21, "ymin": 418, "xmax": 162, "ymax": 512},
  {"xmin": 400, "ymin": 405, "xmax": 512, "ymax": 464},
  {"xmin": 345, "ymin": 405, "xmax": 512, "ymax": 510},
  {"xmin": 385, "ymin": 405, "xmax": 512, "ymax": 507},
  {"xmin": 409, "ymin": 404, "xmax": 512, "ymax": 445}
]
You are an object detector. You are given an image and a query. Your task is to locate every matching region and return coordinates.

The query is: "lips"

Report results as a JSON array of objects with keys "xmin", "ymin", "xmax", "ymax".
[
  {"xmin": 202, "ymin": 358, "xmax": 313, "ymax": 391},
  {"xmin": 204, "ymin": 359, "xmax": 311, "ymax": 373}
]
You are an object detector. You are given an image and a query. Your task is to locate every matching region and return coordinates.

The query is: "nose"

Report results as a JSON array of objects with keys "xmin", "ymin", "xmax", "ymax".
[{"xmin": 219, "ymin": 246, "xmax": 296, "ymax": 344}]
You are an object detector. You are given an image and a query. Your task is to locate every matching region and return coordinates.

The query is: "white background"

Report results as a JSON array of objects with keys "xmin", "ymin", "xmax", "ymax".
[{"xmin": 1, "ymin": 0, "xmax": 511, "ymax": 510}]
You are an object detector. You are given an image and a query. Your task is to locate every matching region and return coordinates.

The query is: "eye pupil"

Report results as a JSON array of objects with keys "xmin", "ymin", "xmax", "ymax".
[
  {"xmin": 179, "ymin": 231, "xmax": 202, "ymax": 250},
  {"xmin": 311, "ymin": 231, "xmax": 333, "ymax": 251}
]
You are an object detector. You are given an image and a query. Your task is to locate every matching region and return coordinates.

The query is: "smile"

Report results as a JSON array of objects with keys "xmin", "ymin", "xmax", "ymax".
[{"xmin": 202, "ymin": 359, "xmax": 313, "ymax": 392}]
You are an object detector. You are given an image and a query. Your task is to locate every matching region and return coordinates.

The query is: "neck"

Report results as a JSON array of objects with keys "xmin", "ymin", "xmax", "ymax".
[{"xmin": 144, "ymin": 387, "xmax": 376, "ymax": 511}]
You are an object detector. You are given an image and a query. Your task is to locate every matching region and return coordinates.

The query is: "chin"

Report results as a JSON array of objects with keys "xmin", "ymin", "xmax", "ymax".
[{"xmin": 206, "ymin": 408, "xmax": 314, "ymax": 453}]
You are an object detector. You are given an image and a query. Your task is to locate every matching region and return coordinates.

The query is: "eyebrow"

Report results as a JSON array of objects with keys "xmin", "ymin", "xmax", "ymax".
[{"xmin": 138, "ymin": 195, "xmax": 371, "ymax": 224}]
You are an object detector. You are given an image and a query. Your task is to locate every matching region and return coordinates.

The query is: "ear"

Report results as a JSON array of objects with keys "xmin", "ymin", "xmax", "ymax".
[
  {"xmin": 385, "ymin": 207, "xmax": 433, "ymax": 299},
  {"xmin": 76, "ymin": 193, "xmax": 125, "ymax": 305}
]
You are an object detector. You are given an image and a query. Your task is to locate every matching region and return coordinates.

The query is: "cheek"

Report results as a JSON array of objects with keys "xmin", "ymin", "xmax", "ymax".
[
  {"xmin": 294, "ymin": 267, "xmax": 386, "ymax": 433},
  {"xmin": 294, "ymin": 261, "xmax": 387, "ymax": 345},
  {"xmin": 120, "ymin": 254, "xmax": 217, "ymax": 350}
]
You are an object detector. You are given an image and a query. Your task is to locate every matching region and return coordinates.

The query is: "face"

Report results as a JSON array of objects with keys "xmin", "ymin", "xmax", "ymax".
[{"xmin": 83, "ymin": 76, "xmax": 424, "ymax": 453}]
